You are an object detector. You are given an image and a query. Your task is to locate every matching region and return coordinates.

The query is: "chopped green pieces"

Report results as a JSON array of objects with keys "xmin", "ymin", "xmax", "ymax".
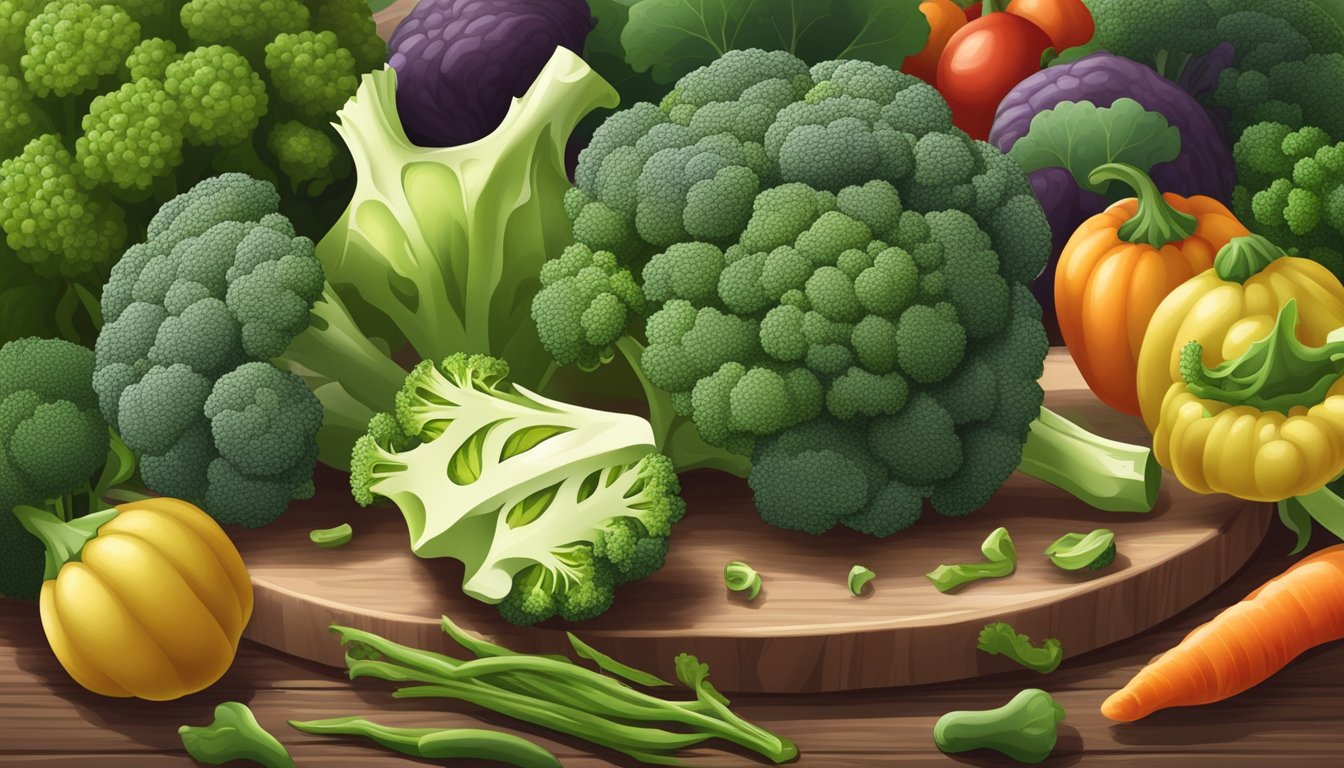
[
  {"xmin": 926, "ymin": 527, "xmax": 1018, "ymax": 593},
  {"xmin": 934, "ymin": 688, "xmax": 1065, "ymax": 764},
  {"xmin": 178, "ymin": 702, "xmax": 295, "ymax": 768},
  {"xmin": 309, "ymin": 523, "xmax": 353, "ymax": 548},
  {"xmin": 977, "ymin": 622, "xmax": 1063, "ymax": 674},
  {"xmin": 1045, "ymin": 529, "xmax": 1116, "ymax": 571},
  {"xmin": 848, "ymin": 565, "xmax": 876, "ymax": 596},
  {"xmin": 724, "ymin": 560, "xmax": 762, "ymax": 600}
]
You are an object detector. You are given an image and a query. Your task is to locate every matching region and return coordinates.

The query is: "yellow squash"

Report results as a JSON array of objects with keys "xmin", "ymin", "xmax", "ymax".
[
  {"xmin": 1136, "ymin": 234, "xmax": 1344, "ymax": 501},
  {"xmin": 15, "ymin": 497, "xmax": 253, "ymax": 701}
]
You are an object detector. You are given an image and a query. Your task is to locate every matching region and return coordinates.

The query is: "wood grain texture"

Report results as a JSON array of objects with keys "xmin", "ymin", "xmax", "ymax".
[
  {"xmin": 2, "ymin": 524, "xmax": 1341, "ymax": 767},
  {"xmin": 374, "ymin": 0, "xmax": 418, "ymax": 39},
  {"xmin": 229, "ymin": 350, "xmax": 1272, "ymax": 692}
]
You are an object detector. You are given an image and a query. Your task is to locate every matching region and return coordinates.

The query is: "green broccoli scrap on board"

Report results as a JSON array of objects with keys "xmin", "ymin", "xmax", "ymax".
[
  {"xmin": 724, "ymin": 561, "xmax": 763, "ymax": 600},
  {"xmin": 310, "ymin": 523, "xmax": 353, "ymax": 548},
  {"xmin": 977, "ymin": 622, "xmax": 1064, "ymax": 674},
  {"xmin": 179, "ymin": 702, "xmax": 295, "ymax": 768},
  {"xmin": 92, "ymin": 174, "xmax": 325, "ymax": 530},
  {"xmin": 537, "ymin": 49, "xmax": 1159, "ymax": 538},
  {"xmin": 350, "ymin": 353, "xmax": 686, "ymax": 626},
  {"xmin": 927, "ymin": 527, "xmax": 1018, "ymax": 593},
  {"xmin": 0, "ymin": 0, "xmax": 385, "ymax": 348},
  {"xmin": 1045, "ymin": 529, "xmax": 1117, "ymax": 571}
]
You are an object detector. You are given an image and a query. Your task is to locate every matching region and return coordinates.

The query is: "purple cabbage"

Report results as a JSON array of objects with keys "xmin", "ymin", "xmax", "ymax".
[
  {"xmin": 387, "ymin": 0, "xmax": 592, "ymax": 148},
  {"xmin": 988, "ymin": 52, "xmax": 1237, "ymax": 336}
]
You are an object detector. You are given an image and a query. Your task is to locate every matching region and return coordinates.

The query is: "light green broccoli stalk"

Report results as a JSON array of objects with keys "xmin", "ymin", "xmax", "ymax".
[
  {"xmin": 926, "ymin": 527, "xmax": 1018, "ymax": 593},
  {"xmin": 179, "ymin": 701, "xmax": 295, "ymax": 768},
  {"xmin": 351, "ymin": 353, "xmax": 686, "ymax": 625},
  {"xmin": 535, "ymin": 49, "xmax": 1159, "ymax": 537},
  {"xmin": 977, "ymin": 622, "xmax": 1064, "ymax": 673},
  {"xmin": 92, "ymin": 173, "xmax": 325, "ymax": 528},
  {"xmin": 0, "ymin": 338, "xmax": 141, "ymax": 599},
  {"xmin": 280, "ymin": 49, "xmax": 621, "ymax": 470}
]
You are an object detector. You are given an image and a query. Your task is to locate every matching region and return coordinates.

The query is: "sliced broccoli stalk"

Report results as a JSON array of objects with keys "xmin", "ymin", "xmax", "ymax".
[
  {"xmin": 723, "ymin": 561, "xmax": 763, "ymax": 600},
  {"xmin": 848, "ymin": 564, "xmax": 876, "ymax": 596},
  {"xmin": 976, "ymin": 622, "xmax": 1064, "ymax": 673},
  {"xmin": 178, "ymin": 702, "xmax": 295, "ymax": 768},
  {"xmin": 1182, "ymin": 300, "xmax": 1344, "ymax": 413},
  {"xmin": 926, "ymin": 527, "xmax": 1017, "ymax": 593},
  {"xmin": 1016, "ymin": 408, "xmax": 1160, "ymax": 513},
  {"xmin": 1045, "ymin": 529, "xmax": 1118, "ymax": 571}
]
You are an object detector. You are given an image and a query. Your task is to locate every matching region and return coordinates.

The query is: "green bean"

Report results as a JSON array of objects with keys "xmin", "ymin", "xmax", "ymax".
[{"xmin": 289, "ymin": 718, "xmax": 561, "ymax": 768}]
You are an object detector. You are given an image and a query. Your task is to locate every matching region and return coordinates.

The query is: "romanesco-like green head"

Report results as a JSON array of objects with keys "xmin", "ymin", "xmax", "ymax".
[
  {"xmin": 351, "ymin": 352, "xmax": 684, "ymax": 626},
  {"xmin": 0, "ymin": 337, "xmax": 113, "ymax": 599},
  {"xmin": 92, "ymin": 173, "xmax": 324, "ymax": 528}
]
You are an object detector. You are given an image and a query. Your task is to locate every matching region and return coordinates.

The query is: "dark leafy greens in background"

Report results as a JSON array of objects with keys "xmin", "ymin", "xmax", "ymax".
[{"xmin": 588, "ymin": 0, "xmax": 930, "ymax": 105}]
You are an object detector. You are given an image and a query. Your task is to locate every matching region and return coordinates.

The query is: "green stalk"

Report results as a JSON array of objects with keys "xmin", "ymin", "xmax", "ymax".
[
  {"xmin": 982, "ymin": 0, "xmax": 1008, "ymax": 13},
  {"xmin": 1016, "ymin": 408, "xmax": 1160, "ymax": 513},
  {"xmin": 287, "ymin": 719, "xmax": 563, "ymax": 768},
  {"xmin": 11, "ymin": 506, "xmax": 119, "ymax": 581},
  {"xmin": 1214, "ymin": 234, "xmax": 1284, "ymax": 283},
  {"xmin": 1088, "ymin": 163, "xmax": 1197, "ymax": 248}
]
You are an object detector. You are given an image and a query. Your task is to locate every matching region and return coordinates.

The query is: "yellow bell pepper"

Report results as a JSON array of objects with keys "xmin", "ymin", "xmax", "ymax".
[
  {"xmin": 13, "ymin": 497, "xmax": 253, "ymax": 701},
  {"xmin": 1135, "ymin": 234, "xmax": 1344, "ymax": 502}
]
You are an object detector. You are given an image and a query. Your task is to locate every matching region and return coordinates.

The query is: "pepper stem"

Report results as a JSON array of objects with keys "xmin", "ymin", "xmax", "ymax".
[
  {"xmin": 982, "ymin": 0, "xmax": 1008, "ymax": 13},
  {"xmin": 1214, "ymin": 233, "xmax": 1284, "ymax": 283},
  {"xmin": 11, "ymin": 506, "xmax": 118, "ymax": 581},
  {"xmin": 1088, "ymin": 163, "xmax": 1197, "ymax": 249},
  {"xmin": 1181, "ymin": 300, "xmax": 1344, "ymax": 413}
]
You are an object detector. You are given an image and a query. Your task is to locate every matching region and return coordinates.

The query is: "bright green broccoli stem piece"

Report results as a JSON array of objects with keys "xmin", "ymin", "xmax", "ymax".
[
  {"xmin": 1016, "ymin": 407, "xmax": 1159, "ymax": 513},
  {"xmin": 1278, "ymin": 486, "xmax": 1344, "ymax": 555},
  {"xmin": 614, "ymin": 337, "xmax": 752, "ymax": 477},
  {"xmin": 1044, "ymin": 529, "xmax": 1117, "ymax": 571},
  {"xmin": 287, "ymin": 719, "xmax": 561, "ymax": 767},
  {"xmin": 1089, "ymin": 163, "xmax": 1198, "ymax": 248},
  {"xmin": 976, "ymin": 622, "xmax": 1064, "ymax": 674},
  {"xmin": 934, "ymin": 689, "xmax": 1065, "ymax": 763},
  {"xmin": 926, "ymin": 527, "xmax": 1017, "ymax": 593},
  {"xmin": 1181, "ymin": 300, "xmax": 1344, "ymax": 414},
  {"xmin": 723, "ymin": 560, "xmax": 762, "ymax": 600},
  {"xmin": 1214, "ymin": 233, "xmax": 1286, "ymax": 283},
  {"xmin": 179, "ymin": 702, "xmax": 295, "ymax": 768}
]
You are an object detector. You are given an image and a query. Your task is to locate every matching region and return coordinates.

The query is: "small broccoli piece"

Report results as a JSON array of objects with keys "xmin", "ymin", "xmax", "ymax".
[
  {"xmin": 76, "ymin": 78, "xmax": 185, "ymax": 191},
  {"xmin": 926, "ymin": 527, "xmax": 1017, "ymax": 593},
  {"xmin": 847, "ymin": 564, "xmax": 875, "ymax": 596},
  {"xmin": 976, "ymin": 622, "xmax": 1064, "ymax": 674},
  {"xmin": 0, "ymin": 134, "xmax": 128, "ymax": 277},
  {"xmin": 1045, "ymin": 529, "xmax": 1118, "ymax": 571},
  {"xmin": 164, "ymin": 45, "xmax": 269, "ymax": 147},
  {"xmin": 352, "ymin": 353, "xmax": 685, "ymax": 625},
  {"xmin": 0, "ymin": 338, "xmax": 123, "ymax": 600},
  {"xmin": 20, "ymin": 0, "xmax": 140, "ymax": 97},
  {"xmin": 264, "ymin": 30, "xmax": 359, "ymax": 121},
  {"xmin": 93, "ymin": 174, "xmax": 323, "ymax": 527},
  {"xmin": 310, "ymin": 522, "xmax": 352, "ymax": 547},
  {"xmin": 724, "ymin": 560, "xmax": 763, "ymax": 600},
  {"xmin": 125, "ymin": 37, "xmax": 179, "ymax": 81},
  {"xmin": 531, "ymin": 243, "xmax": 645, "ymax": 370},
  {"xmin": 179, "ymin": 701, "xmax": 295, "ymax": 768},
  {"xmin": 266, "ymin": 120, "xmax": 340, "ymax": 193}
]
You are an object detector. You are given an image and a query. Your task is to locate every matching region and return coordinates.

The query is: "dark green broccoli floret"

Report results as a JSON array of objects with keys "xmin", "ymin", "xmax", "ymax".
[{"xmin": 92, "ymin": 174, "xmax": 323, "ymax": 527}]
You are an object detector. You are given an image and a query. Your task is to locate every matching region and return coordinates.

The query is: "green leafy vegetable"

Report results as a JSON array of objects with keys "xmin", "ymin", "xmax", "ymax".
[
  {"xmin": 848, "ymin": 565, "xmax": 876, "ymax": 596},
  {"xmin": 977, "ymin": 622, "xmax": 1064, "ymax": 674},
  {"xmin": 1044, "ymin": 529, "xmax": 1117, "ymax": 572},
  {"xmin": 310, "ymin": 523, "xmax": 354, "ymax": 548},
  {"xmin": 926, "ymin": 528, "xmax": 1018, "ymax": 593},
  {"xmin": 934, "ymin": 688, "xmax": 1066, "ymax": 764},
  {"xmin": 322, "ymin": 617, "xmax": 800, "ymax": 765},
  {"xmin": 179, "ymin": 702, "xmax": 295, "ymax": 768},
  {"xmin": 288, "ymin": 718, "xmax": 560, "ymax": 768},
  {"xmin": 1009, "ymin": 99, "xmax": 1182, "ymax": 195},
  {"xmin": 724, "ymin": 561, "xmax": 763, "ymax": 600},
  {"xmin": 589, "ymin": 0, "xmax": 929, "ymax": 96}
]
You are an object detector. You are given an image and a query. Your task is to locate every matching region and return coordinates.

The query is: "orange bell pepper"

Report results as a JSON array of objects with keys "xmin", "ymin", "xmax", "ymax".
[
  {"xmin": 903, "ymin": 0, "xmax": 970, "ymax": 85},
  {"xmin": 1054, "ymin": 163, "xmax": 1249, "ymax": 417}
]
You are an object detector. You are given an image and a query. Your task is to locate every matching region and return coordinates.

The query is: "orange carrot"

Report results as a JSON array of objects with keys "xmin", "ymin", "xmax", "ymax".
[{"xmin": 1102, "ymin": 544, "xmax": 1344, "ymax": 722}]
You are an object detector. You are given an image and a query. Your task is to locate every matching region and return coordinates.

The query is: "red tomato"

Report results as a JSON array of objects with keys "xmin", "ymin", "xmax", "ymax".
[
  {"xmin": 936, "ymin": 12, "xmax": 1052, "ymax": 139},
  {"xmin": 903, "ymin": 0, "xmax": 970, "ymax": 85}
]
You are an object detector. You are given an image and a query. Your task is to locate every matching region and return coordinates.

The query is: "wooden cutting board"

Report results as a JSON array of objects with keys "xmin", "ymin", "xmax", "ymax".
[{"xmin": 229, "ymin": 350, "xmax": 1272, "ymax": 693}]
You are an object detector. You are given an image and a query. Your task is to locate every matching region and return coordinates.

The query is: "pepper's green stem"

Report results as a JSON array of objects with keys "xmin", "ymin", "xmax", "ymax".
[
  {"xmin": 1181, "ymin": 301, "xmax": 1344, "ymax": 414},
  {"xmin": 982, "ymin": 0, "xmax": 1008, "ymax": 14},
  {"xmin": 1214, "ymin": 233, "xmax": 1285, "ymax": 283},
  {"xmin": 1088, "ymin": 163, "xmax": 1198, "ymax": 248},
  {"xmin": 11, "ymin": 507, "xmax": 118, "ymax": 581},
  {"xmin": 1016, "ymin": 407, "xmax": 1160, "ymax": 512}
]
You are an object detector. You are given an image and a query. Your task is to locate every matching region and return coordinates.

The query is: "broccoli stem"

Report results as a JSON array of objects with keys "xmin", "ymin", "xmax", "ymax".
[
  {"xmin": 1016, "ymin": 408, "xmax": 1160, "ymax": 513},
  {"xmin": 1089, "ymin": 163, "xmax": 1197, "ymax": 248},
  {"xmin": 614, "ymin": 337, "xmax": 752, "ymax": 477}
]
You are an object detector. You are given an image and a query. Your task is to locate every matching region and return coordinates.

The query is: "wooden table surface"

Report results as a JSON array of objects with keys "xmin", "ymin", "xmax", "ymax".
[{"xmin": 4, "ymin": 523, "xmax": 1344, "ymax": 767}]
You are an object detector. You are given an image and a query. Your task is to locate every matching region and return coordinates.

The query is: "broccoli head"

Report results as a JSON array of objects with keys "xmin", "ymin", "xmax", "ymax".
[
  {"xmin": 538, "ymin": 49, "xmax": 1157, "ymax": 535},
  {"xmin": 93, "ymin": 173, "xmax": 324, "ymax": 527},
  {"xmin": 351, "ymin": 353, "xmax": 686, "ymax": 625},
  {"xmin": 0, "ymin": 337, "xmax": 126, "ymax": 600}
]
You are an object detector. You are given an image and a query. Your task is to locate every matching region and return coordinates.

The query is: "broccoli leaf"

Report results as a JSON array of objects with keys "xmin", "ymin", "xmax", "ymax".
[
  {"xmin": 1009, "ymin": 99, "xmax": 1181, "ymax": 196},
  {"xmin": 620, "ymin": 0, "xmax": 930, "ymax": 85}
]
